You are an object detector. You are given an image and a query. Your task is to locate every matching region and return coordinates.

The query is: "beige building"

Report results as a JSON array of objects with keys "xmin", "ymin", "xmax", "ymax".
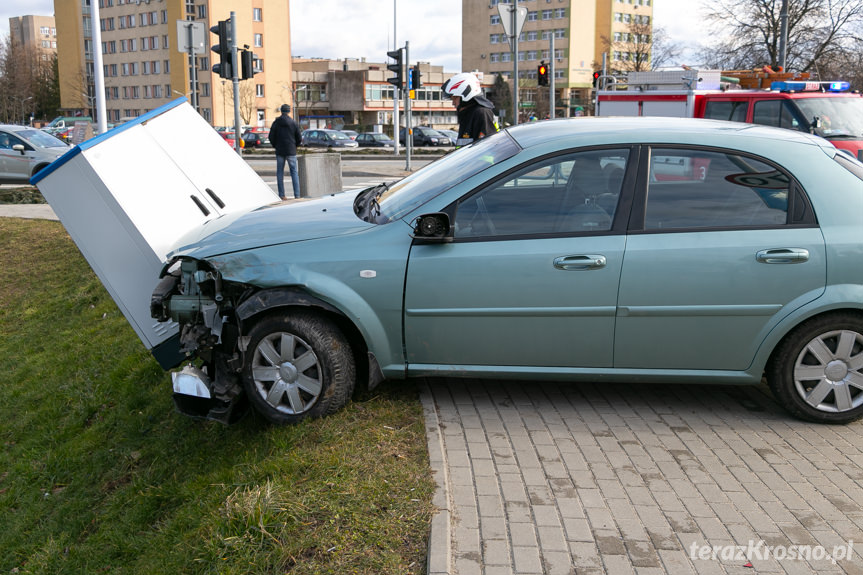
[
  {"xmin": 292, "ymin": 58, "xmax": 457, "ymax": 132},
  {"xmin": 55, "ymin": 0, "xmax": 293, "ymax": 128},
  {"xmin": 9, "ymin": 14, "xmax": 58, "ymax": 61},
  {"xmin": 462, "ymin": 0, "xmax": 653, "ymax": 119}
]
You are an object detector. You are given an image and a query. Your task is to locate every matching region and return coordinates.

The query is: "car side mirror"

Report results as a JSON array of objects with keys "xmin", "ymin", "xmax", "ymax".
[{"xmin": 412, "ymin": 212, "xmax": 452, "ymax": 243}]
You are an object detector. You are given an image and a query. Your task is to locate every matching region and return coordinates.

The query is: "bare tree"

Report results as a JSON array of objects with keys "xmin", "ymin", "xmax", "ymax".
[
  {"xmin": 0, "ymin": 36, "xmax": 61, "ymax": 124},
  {"xmin": 488, "ymin": 73, "xmax": 512, "ymax": 125},
  {"xmin": 698, "ymin": 0, "xmax": 863, "ymax": 74}
]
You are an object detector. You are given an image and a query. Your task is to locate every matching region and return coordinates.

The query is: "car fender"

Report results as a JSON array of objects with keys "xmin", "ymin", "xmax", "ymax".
[
  {"xmin": 217, "ymin": 264, "xmax": 405, "ymax": 378},
  {"xmin": 748, "ymin": 283, "xmax": 863, "ymax": 375}
]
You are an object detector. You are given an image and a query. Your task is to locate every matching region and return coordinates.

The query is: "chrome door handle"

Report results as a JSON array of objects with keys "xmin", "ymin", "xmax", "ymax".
[
  {"xmin": 756, "ymin": 248, "xmax": 809, "ymax": 264},
  {"xmin": 553, "ymin": 255, "xmax": 607, "ymax": 270}
]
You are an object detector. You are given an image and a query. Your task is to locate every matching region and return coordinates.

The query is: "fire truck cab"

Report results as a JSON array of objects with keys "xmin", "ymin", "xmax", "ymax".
[{"xmin": 596, "ymin": 70, "xmax": 863, "ymax": 161}]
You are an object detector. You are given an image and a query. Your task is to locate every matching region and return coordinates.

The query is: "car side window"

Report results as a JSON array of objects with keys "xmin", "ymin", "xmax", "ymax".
[
  {"xmin": 703, "ymin": 100, "xmax": 748, "ymax": 123},
  {"xmin": 0, "ymin": 133, "xmax": 10, "ymax": 149},
  {"xmin": 643, "ymin": 148, "xmax": 790, "ymax": 230},
  {"xmin": 454, "ymin": 148, "xmax": 630, "ymax": 238},
  {"xmin": 752, "ymin": 100, "xmax": 801, "ymax": 131}
]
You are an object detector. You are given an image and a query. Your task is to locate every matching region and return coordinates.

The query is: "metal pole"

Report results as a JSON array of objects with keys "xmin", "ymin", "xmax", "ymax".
[
  {"xmin": 186, "ymin": 23, "xmax": 199, "ymax": 111},
  {"xmin": 230, "ymin": 12, "xmax": 242, "ymax": 155},
  {"xmin": 90, "ymin": 0, "xmax": 107, "ymax": 133},
  {"xmin": 405, "ymin": 41, "xmax": 411, "ymax": 171},
  {"xmin": 393, "ymin": 0, "xmax": 400, "ymax": 156},
  {"xmin": 778, "ymin": 0, "xmax": 788, "ymax": 70},
  {"xmin": 512, "ymin": 6, "xmax": 519, "ymax": 125},
  {"xmin": 549, "ymin": 34, "xmax": 555, "ymax": 119}
]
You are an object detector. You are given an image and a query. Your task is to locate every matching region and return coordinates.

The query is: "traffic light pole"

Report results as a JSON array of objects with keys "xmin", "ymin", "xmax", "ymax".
[
  {"xmin": 230, "ymin": 12, "xmax": 242, "ymax": 155},
  {"xmin": 549, "ymin": 35, "xmax": 555, "ymax": 119},
  {"xmin": 512, "ymin": 7, "xmax": 519, "ymax": 125},
  {"xmin": 405, "ymin": 42, "xmax": 412, "ymax": 172}
]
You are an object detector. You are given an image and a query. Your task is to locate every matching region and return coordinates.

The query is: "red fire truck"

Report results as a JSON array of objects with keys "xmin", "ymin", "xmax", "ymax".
[{"xmin": 596, "ymin": 69, "xmax": 863, "ymax": 161}]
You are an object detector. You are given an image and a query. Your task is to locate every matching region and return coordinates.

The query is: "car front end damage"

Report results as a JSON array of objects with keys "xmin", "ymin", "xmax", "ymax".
[{"xmin": 150, "ymin": 256, "xmax": 251, "ymax": 423}]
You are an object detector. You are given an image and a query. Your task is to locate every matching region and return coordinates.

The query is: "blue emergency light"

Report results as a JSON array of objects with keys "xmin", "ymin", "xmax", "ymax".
[{"xmin": 771, "ymin": 80, "xmax": 851, "ymax": 92}]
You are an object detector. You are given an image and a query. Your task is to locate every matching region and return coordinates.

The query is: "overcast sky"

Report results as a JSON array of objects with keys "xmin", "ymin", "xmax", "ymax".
[{"xmin": 0, "ymin": 0, "xmax": 706, "ymax": 71}]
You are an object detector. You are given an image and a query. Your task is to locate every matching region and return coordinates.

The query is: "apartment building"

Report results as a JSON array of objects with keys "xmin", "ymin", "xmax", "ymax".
[
  {"xmin": 56, "ymin": 0, "xmax": 293, "ymax": 128},
  {"xmin": 9, "ymin": 15, "xmax": 58, "ymax": 61},
  {"xmin": 462, "ymin": 0, "xmax": 653, "ymax": 118}
]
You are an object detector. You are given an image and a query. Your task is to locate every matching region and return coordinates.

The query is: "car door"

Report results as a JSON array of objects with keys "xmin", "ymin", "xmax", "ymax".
[
  {"xmin": 404, "ymin": 147, "xmax": 635, "ymax": 369},
  {"xmin": 615, "ymin": 145, "xmax": 825, "ymax": 370}
]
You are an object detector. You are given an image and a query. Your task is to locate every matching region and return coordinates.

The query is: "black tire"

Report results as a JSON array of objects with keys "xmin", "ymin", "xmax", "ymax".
[
  {"xmin": 242, "ymin": 311, "xmax": 355, "ymax": 425},
  {"xmin": 767, "ymin": 312, "xmax": 863, "ymax": 424}
]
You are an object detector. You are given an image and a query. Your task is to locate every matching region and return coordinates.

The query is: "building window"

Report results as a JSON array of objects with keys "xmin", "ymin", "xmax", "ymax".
[
  {"xmin": 256, "ymin": 84, "xmax": 264, "ymax": 97},
  {"xmin": 253, "ymin": 8, "xmax": 262, "ymax": 21},
  {"xmin": 554, "ymin": 8, "xmax": 566, "ymax": 17},
  {"xmin": 527, "ymin": 11, "xmax": 538, "ymax": 21},
  {"xmin": 542, "ymin": 9, "xmax": 552, "ymax": 19},
  {"xmin": 490, "ymin": 15, "xmax": 500, "ymax": 25},
  {"xmin": 199, "ymin": 83, "xmax": 209, "ymax": 97},
  {"xmin": 254, "ymin": 33, "xmax": 263, "ymax": 47},
  {"xmin": 197, "ymin": 5, "xmax": 207, "ymax": 18}
]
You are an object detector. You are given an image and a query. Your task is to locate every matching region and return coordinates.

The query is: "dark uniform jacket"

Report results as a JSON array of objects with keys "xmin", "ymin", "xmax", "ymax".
[{"xmin": 456, "ymin": 95, "xmax": 497, "ymax": 146}]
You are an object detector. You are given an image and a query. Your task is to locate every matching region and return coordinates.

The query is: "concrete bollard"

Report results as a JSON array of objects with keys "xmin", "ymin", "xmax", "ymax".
[{"xmin": 297, "ymin": 153, "xmax": 342, "ymax": 198}]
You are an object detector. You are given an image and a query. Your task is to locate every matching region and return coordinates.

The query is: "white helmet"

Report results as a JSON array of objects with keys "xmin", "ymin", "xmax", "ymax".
[{"xmin": 442, "ymin": 73, "xmax": 481, "ymax": 102}]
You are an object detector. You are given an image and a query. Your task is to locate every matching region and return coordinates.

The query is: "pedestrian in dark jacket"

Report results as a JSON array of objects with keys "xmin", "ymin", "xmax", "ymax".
[{"xmin": 268, "ymin": 104, "xmax": 303, "ymax": 199}]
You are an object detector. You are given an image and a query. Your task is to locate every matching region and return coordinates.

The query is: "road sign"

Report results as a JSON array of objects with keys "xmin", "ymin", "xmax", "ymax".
[
  {"xmin": 176, "ymin": 20, "xmax": 205, "ymax": 54},
  {"xmin": 498, "ymin": 4, "xmax": 528, "ymax": 50}
]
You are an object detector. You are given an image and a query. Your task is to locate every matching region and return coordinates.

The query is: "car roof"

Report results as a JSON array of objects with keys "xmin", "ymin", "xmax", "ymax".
[
  {"xmin": 505, "ymin": 116, "xmax": 834, "ymax": 154},
  {"xmin": 0, "ymin": 124, "xmax": 32, "ymax": 133}
]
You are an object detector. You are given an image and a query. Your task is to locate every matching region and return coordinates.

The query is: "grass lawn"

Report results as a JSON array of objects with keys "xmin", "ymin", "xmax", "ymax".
[{"xmin": 0, "ymin": 218, "xmax": 436, "ymax": 574}]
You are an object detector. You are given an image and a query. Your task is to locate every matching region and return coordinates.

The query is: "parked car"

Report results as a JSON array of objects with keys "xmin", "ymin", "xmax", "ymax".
[
  {"xmin": 302, "ymin": 129, "xmax": 359, "ymax": 148},
  {"xmin": 0, "ymin": 124, "xmax": 69, "ymax": 183},
  {"xmin": 241, "ymin": 130, "xmax": 263, "ymax": 148},
  {"xmin": 355, "ymin": 132, "xmax": 396, "ymax": 148},
  {"xmin": 243, "ymin": 127, "xmax": 271, "ymax": 148},
  {"xmin": 399, "ymin": 126, "xmax": 450, "ymax": 146},
  {"xmin": 150, "ymin": 117, "xmax": 863, "ymax": 426},
  {"xmin": 437, "ymin": 129, "xmax": 458, "ymax": 146},
  {"xmin": 218, "ymin": 130, "xmax": 244, "ymax": 149},
  {"xmin": 341, "ymin": 130, "xmax": 359, "ymax": 140}
]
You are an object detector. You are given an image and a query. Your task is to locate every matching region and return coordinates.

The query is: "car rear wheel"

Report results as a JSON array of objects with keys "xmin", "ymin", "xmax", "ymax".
[
  {"xmin": 242, "ymin": 311, "xmax": 355, "ymax": 425},
  {"xmin": 767, "ymin": 313, "xmax": 863, "ymax": 424}
]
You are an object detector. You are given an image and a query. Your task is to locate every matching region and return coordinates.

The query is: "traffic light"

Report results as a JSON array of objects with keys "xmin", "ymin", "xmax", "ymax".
[
  {"xmin": 537, "ymin": 62, "xmax": 548, "ymax": 87},
  {"xmin": 592, "ymin": 70, "xmax": 601, "ymax": 88},
  {"xmin": 240, "ymin": 49, "xmax": 256, "ymax": 80},
  {"xmin": 411, "ymin": 66, "xmax": 422, "ymax": 90},
  {"xmin": 210, "ymin": 19, "xmax": 232, "ymax": 79},
  {"xmin": 387, "ymin": 48, "xmax": 404, "ymax": 90}
]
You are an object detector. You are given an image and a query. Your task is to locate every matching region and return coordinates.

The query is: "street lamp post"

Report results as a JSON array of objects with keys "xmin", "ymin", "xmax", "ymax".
[{"xmin": 20, "ymin": 96, "xmax": 33, "ymax": 125}]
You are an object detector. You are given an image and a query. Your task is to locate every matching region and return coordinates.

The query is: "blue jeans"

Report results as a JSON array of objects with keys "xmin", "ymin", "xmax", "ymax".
[{"xmin": 276, "ymin": 155, "xmax": 300, "ymax": 198}]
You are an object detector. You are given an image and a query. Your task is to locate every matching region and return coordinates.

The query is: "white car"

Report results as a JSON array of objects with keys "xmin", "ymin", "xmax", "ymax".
[{"xmin": 0, "ymin": 124, "xmax": 69, "ymax": 184}]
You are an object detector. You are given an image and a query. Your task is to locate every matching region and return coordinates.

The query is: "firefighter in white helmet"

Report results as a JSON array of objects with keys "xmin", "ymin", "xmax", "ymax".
[{"xmin": 442, "ymin": 72, "xmax": 497, "ymax": 147}]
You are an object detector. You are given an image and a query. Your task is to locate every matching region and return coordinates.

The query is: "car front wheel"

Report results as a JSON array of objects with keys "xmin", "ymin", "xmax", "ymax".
[
  {"xmin": 768, "ymin": 313, "xmax": 863, "ymax": 424},
  {"xmin": 242, "ymin": 311, "xmax": 355, "ymax": 425}
]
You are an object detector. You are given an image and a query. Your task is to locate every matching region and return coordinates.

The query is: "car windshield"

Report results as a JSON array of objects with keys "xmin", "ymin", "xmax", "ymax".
[
  {"xmin": 795, "ymin": 96, "xmax": 863, "ymax": 139},
  {"xmin": 19, "ymin": 129, "xmax": 67, "ymax": 148},
  {"xmin": 374, "ymin": 130, "xmax": 521, "ymax": 222},
  {"xmin": 329, "ymin": 131, "xmax": 350, "ymax": 140}
]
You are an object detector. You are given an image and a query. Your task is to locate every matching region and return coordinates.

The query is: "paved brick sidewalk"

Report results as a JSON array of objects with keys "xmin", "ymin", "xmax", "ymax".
[{"xmin": 421, "ymin": 379, "xmax": 863, "ymax": 574}]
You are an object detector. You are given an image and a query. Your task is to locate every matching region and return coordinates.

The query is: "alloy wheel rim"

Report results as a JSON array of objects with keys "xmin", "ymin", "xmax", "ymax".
[
  {"xmin": 793, "ymin": 329, "xmax": 863, "ymax": 413},
  {"xmin": 251, "ymin": 332, "xmax": 323, "ymax": 415}
]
